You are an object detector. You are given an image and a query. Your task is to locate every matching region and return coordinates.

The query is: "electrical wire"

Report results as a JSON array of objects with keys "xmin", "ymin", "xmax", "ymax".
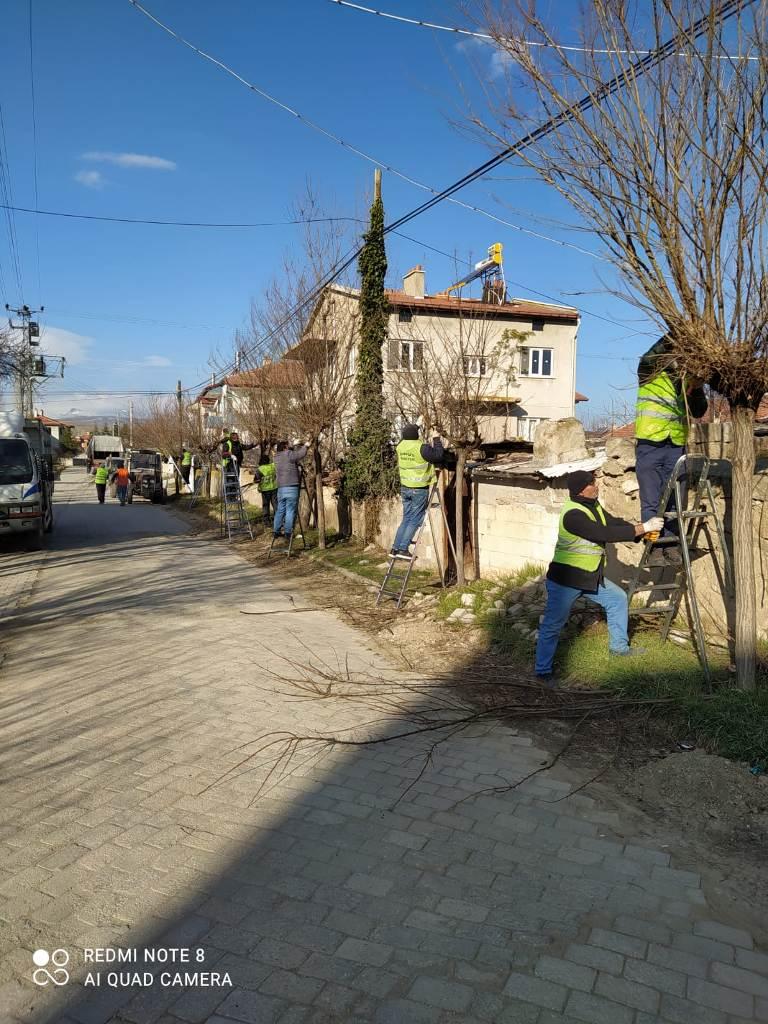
[
  {"xmin": 0, "ymin": 103, "xmax": 24, "ymax": 302},
  {"xmin": 327, "ymin": 0, "xmax": 760, "ymax": 60},
  {"xmin": 28, "ymin": 0, "xmax": 42, "ymax": 298},
  {"xmin": 126, "ymin": 0, "xmax": 605, "ymax": 264},
  {"xmin": 138, "ymin": 0, "xmax": 745, "ymax": 395},
  {"xmin": 0, "ymin": 204, "xmax": 363, "ymax": 230}
]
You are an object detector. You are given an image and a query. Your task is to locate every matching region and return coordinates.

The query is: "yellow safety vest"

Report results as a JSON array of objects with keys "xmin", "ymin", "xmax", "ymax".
[
  {"xmin": 551, "ymin": 500, "xmax": 607, "ymax": 573},
  {"xmin": 635, "ymin": 371, "xmax": 687, "ymax": 445},
  {"xmin": 94, "ymin": 465, "xmax": 110, "ymax": 484},
  {"xmin": 396, "ymin": 440, "xmax": 435, "ymax": 488}
]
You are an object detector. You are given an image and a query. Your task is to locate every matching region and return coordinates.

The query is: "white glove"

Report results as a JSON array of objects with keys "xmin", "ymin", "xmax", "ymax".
[
  {"xmin": 642, "ymin": 516, "xmax": 664, "ymax": 533},
  {"xmin": 291, "ymin": 438, "xmax": 303, "ymax": 448}
]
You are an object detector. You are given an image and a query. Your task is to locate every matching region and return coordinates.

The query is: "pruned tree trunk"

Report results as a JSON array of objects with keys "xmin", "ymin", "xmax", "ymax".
[
  {"xmin": 313, "ymin": 443, "xmax": 326, "ymax": 549},
  {"xmin": 731, "ymin": 405, "xmax": 757, "ymax": 690},
  {"xmin": 454, "ymin": 448, "xmax": 467, "ymax": 587}
]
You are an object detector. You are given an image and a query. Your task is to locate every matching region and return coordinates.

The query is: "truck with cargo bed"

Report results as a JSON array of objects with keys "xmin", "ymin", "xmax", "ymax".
[{"xmin": 0, "ymin": 412, "xmax": 55, "ymax": 549}]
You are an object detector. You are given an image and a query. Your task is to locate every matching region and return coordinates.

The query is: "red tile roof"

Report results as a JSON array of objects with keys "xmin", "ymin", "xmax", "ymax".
[
  {"xmin": 575, "ymin": 392, "xmax": 589, "ymax": 403},
  {"xmin": 385, "ymin": 290, "xmax": 579, "ymax": 321},
  {"xmin": 36, "ymin": 415, "xmax": 74, "ymax": 428}
]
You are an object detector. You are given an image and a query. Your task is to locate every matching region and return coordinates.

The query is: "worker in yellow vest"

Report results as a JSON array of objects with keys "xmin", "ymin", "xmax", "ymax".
[
  {"xmin": 391, "ymin": 424, "xmax": 446, "ymax": 557},
  {"xmin": 534, "ymin": 470, "xmax": 663, "ymax": 687},
  {"xmin": 254, "ymin": 451, "xmax": 278, "ymax": 525},
  {"xmin": 92, "ymin": 463, "xmax": 110, "ymax": 504},
  {"xmin": 180, "ymin": 446, "xmax": 193, "ymax": 484},
  {"xmin": 635, "ymin": 334, "xmax": 707, "ymax": 562}
]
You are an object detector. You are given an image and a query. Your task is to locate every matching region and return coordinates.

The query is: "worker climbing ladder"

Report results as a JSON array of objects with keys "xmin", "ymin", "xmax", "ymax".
[
  {"xmin": 267, "ymin": 467, "xmax": 309, "ymax": 558},
  {"xmin": 220, "ymin": 458, "xmax": 253, "ymax": 542},
  {"xmin": 376, "ymin": 473, "xmax": 457, "ymax": 609},
  {"xmin": 627, "ymin": 454, "xmax": 733, "ymax": 686}
]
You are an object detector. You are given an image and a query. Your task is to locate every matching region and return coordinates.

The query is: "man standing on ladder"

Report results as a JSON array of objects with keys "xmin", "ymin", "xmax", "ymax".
[
  {"xmin": 180, "ymin": 445, "xmax": 193, "ymax": 485},
  {"xmin": 635, "ymin": 334, "xmax": 708, "ymax": 563},
  {"xmin": 391, "ymin": 424, "xmax": 449, "ymax": 557},
  {"xmin": 534, "ymin": 470, "xmax": 664, "ymax": 686},
  {"xmin": 273, "ymin": 439, "xmax": 307, "ymax": 544}
]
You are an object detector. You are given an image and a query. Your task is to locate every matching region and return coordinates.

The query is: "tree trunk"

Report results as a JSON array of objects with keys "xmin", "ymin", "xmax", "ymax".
[
  {"xmin": 313, "ymin": 445, "xmax": 326, "ymax": 549},
  {"xmin": 454, "ymin": 449, "xmax": 467, "ymax": 587},
  {"xmin": 730, "ymin": 404, "xmax": 757, "ymax": 690}
]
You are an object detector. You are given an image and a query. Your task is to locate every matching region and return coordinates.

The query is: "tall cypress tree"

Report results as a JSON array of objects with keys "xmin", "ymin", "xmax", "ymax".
[{"xmin": 344, "ymin": 169, "xmax": 397, "ymax": 538}]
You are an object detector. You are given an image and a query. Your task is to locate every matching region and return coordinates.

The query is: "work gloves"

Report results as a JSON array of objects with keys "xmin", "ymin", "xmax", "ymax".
[{"xmin": 642, "ymin": 516, "xmax": 665, "ymax": 533}]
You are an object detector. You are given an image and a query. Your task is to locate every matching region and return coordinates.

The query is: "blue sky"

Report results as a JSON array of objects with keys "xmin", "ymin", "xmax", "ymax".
[{"xmin": 0, "ymin": 0, "xmax": 655, "ymax": 423}]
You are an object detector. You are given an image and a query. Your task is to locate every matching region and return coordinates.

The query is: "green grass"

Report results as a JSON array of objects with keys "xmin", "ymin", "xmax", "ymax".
[{"xmin": 307, "ymin": 538, "xmax": 434, "ymax": 587}]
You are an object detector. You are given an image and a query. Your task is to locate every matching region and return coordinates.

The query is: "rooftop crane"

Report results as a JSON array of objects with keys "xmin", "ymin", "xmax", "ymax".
[{"xmin": 438, "ymin": 243, "xmax": 506, "ymax": 304}]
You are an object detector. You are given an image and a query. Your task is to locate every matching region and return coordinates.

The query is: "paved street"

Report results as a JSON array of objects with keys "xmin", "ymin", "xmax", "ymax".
[{"xmin": 0, "ymin": 469, "xmax": 766, "ymax": 1024}]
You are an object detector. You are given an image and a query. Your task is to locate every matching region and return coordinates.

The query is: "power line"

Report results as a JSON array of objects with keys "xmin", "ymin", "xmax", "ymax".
[
  {"xmin": 126, "ymin": 0, "xmax": 605, "ymax": 264},
  {"xmin": 0, "ymin": 103, "xmax": 24, "ymax": 302},
  {"xmin": 0, "ymin": 204, "xmax": 363, "ymax": 230},
  {"xmin": 28, "ymin": 0, "xmax": 42, "ymax": 297},
  {"xmin": 327, "ymin": 0, "xmax": 760, "ymax": 60},
  {"xmin": 139, "ymin": 0, "xmax": 746, "ymax": 392}
]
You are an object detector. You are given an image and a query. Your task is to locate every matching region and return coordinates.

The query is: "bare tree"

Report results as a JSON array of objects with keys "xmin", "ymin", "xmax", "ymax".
[
  {"xmin": 247, "ymin": 189, "xmax": 358, "ymax": 548},
  {"xmin": 471, "ymin": 0, "xmax": 768, "ymax": 688},
  {"xmin": 395, "ymin": 306, "xmax": 522, "ymax": 584}
]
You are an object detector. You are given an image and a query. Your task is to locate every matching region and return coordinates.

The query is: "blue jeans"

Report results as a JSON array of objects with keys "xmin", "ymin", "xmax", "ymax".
[
  {"xmin": 117, "ymin": 485, "xmax": 128, "ymax": 505},
  {"xmin": 274, "ymin": 486, "xmax": 299, "ymax": 536},
  {"xmin": 635, "ymin": 441, "xmax": 685, "ymax": 537},
  {"xmin": 392, "ymin": 487, "xmax": 430, "ymax": 552},
  {"xmin": 534, "ymin": 578, "xmax": 629, "ymax": 675}
]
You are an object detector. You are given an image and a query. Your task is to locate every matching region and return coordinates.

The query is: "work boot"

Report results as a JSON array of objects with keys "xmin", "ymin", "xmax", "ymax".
[
  {"xmin": 610, "ymin": 646, "xmax": 648, "ymax": 658},
  {"xmin": 535, "ymin": 673, "xmax": 558, "ymax": 689},
  {"xmin": 663, "ymin": 546, "xmax": 683, "ymax": 565}
]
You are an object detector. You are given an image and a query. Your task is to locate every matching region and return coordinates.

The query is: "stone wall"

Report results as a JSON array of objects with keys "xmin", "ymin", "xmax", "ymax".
[
  {"xmin": 474, "ymin": 423, "xmax": 768, "ymax": 640},
  {"xmin": 319, "ymin": 486, "xmax": 444, "ymax": 569}
]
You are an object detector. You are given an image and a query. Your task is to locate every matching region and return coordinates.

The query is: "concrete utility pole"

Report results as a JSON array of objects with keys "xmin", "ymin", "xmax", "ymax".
[
  {"xmin": 5, "ymin": 304, "xmax": 43, "ymax": 417},
  {"xmin": 176, "ymin": 379, "xmax": 183, "ymax": 455},
  {"xmin": 128, "ymin": 400, "xmax": 134, "ymax": 449}
]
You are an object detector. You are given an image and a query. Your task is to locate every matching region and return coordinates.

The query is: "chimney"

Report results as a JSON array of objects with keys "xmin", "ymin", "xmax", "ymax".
[{"xmin": 403, "ymin": 264, "xmax": 425, "ymax": 298}]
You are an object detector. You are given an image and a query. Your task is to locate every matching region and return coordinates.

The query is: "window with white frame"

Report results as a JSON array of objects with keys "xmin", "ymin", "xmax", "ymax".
[
  {"xmin": 387, "ymin": 338, "xmax": 424, "ymax": 371},
  {"xmin": 519, "ymin": 347, "xmax": 553, "ymax": 377},
  {"xmin": 462, "ymin": 354, "xmax": 488, "ymax": 377}
]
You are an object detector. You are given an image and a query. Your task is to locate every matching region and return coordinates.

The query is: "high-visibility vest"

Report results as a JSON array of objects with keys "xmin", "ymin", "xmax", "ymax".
[
  {"xmin": 116, "ymin": 468, "xmax": 130, "ymax": 487},
  {"xmin": 551, "ymin": 500, "xmax": 607, "ymax": 573},
  {"xmin": 222, "ymin": 439, "xmax": 233, "ymax": 463},
  {"xmin": 396, "ymin": 439, "xmax": 435, "ymax": 488},
  {"xmin": 94, "ymin": 465, "xmax": 110, "ymax": 484},
  {"xmin": 635, "ymin": 371, "xmax": 687, "ymax": 445},
  {"xmin": 181, "ymin": 451, "xmax": 192, "ymax": 467},
  {"xmin": 257, "ymin": 462, "xmax": 277, "ymax": 492}
]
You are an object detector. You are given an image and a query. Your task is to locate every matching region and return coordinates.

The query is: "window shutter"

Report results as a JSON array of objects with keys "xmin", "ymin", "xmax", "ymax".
[{"xmin": 386, "ymin": 338, "xmax": 399, "ymax": 370}]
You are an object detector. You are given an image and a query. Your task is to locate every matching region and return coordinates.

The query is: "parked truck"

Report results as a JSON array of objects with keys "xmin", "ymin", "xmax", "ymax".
[
  {"xmin": 125, "ymin": 449, "xmax": 166, "ymax": 503},
  {"xmin": 0, "ymin": 412, "xmax": 55, "ymax": 550},
  {"xmin": 86, "ymin": 434, "xmax": 124, "ymax": 472}
]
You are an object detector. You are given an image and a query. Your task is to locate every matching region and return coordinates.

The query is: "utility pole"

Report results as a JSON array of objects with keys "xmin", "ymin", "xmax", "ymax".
[
  {"xmin": 128, "ymin": 400, "xmax": 134, "ymax": 449},
  {"xmin": 176, "ymin": 379, "xmax": 183, "ymax": 457},
  {"xmin": 5, "ymin": 304, "xmax": 43, "ymax": 417}
]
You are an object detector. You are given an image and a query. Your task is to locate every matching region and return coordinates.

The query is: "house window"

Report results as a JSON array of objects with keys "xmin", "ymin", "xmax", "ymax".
[
  {"xmin": 387, "ymin": 338, "xmax": 424, "ymax": 371},
  {"xmin": 519, "ymin": 347, "xmax": 553, "ymax": 377},
  {"xmin": 347, "ymin": 346, "xmax": 357, "ymax": 376},
  {"xmin": 531, "ymin": 318, "xmax": 545, "ymax": 332},
  {"xmin": 398, "ymin": 309, "xmax": 413, "ymax": 323},
  {"xmin": 462, "ymin": 355, "xmax": 487, "ymax": 377}
]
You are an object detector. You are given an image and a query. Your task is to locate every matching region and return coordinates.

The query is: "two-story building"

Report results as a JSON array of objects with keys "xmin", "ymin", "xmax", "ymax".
[{"xmin": 306, "ymin": 263, "xmax": 584, "ymax": 444}]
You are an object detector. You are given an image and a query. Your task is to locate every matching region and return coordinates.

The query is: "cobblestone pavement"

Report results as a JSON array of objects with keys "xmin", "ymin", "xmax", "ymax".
[{"xmin": 0, "ymin": 470, "xmax": 765, "ymax": 1024}]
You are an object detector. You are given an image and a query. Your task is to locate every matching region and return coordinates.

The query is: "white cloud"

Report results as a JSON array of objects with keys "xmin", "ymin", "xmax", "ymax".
[
  {"xmin": 83, "ymin": 151, "xmax": 177, "ymax": 171},
  {"xmin": 23, "ymin": 325, "xmax": 92, "ymax": 366},
  {"xmin": 74, "ymin": 169, "xmax": 105, "ymax": 189},
  {"xmin": 143, "ymin": 354, "xmax": 172, "ymax": 367}
]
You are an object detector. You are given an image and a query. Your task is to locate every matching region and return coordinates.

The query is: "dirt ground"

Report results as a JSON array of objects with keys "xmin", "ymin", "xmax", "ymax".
[{"xmin": 176, "ymin": 503, "xmax": 768, "ymax": 940}]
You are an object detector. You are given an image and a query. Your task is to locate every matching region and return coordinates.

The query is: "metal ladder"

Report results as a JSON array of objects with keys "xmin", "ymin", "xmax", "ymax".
[
  {"xmin": 188, "ymin": 463, "xmax": 209, "ymax": 510},
  {"xmin": 627, "ymin": 454, "xmax": 733, "ymax": 686},
  {"xmin": 376, "ymin": 475, "xmax": 455, "ymax": 609},
  {"xmin": 220, "ymin": 459, "xmax": 253, "ymax": 542}
]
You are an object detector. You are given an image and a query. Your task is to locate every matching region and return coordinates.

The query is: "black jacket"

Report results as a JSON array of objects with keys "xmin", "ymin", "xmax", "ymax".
[
  {"xmin": 637, "ymin": 338, "xmax": 708, "ymax": 446},
  {"xmin": 547, "ymin": 497, "xmax": 636, "ymax": 592}
]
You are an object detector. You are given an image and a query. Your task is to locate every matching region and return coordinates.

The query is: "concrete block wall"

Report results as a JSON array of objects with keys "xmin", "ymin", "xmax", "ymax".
[{"xmin": 476, "ymin": 479, "xmax": 560, "ymax": 577}]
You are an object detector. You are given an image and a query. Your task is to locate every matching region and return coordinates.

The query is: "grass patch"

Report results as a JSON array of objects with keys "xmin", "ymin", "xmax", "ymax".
[
  {"xmin": 308, "ymin": 538, "xmax": 434, "ymax": 587},
  {"xmin": 436, "ymin": 564, "xmax": 546, "ymax": 622}
]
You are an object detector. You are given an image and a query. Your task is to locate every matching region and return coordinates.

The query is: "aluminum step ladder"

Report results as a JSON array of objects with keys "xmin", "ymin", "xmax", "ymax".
[
  {"xmin": 376, "ymin": 475, "xmax": 454, "ymax": 609},
  {"xmin": 220, "ymin": 459, "xmax": 253, "ymax": 542},
  {"xmin": 627, "ymin": 454, "xmax": 733, "ymax": 686},
  {"xmin": 188, "ymin": 464, "xmax": 209, "ymax": 510},
  {"xmin": 267, "ymin": 466, "xmax": 311, "ymax": 558}
]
